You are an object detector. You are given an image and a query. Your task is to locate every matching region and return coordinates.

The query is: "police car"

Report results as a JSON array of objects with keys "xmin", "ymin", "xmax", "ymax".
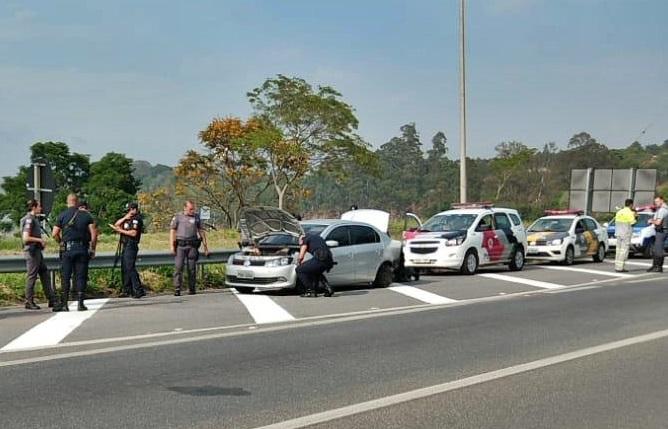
[
  {"xmin": 526, "ymin": 210, "xmax": 608, "ymax": 265},
  {"xmin": 605, "ymin": 207, "xmax": 664, "ymax": 258},
  {"xmin": 403, "ymin": 203, "xmax": 528, "ymax": 275}
]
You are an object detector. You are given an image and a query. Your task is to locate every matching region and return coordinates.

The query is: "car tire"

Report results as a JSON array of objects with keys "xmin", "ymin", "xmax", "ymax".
[
  {"xmin": 563, "ymin": 245, "xmax": 575, "ymax": 265},
  {"xmin": 593, "ymin": 243, "xmax": 605, "ymax": 262},
  {"xmin": 235, "ymin": 287, "xmax": 254, "ymax": 294},
  {"xmin": 460, "ymin": 249, "xmax": 478, "ymax": 275},
  {"xmin": 508, "ymin": 245, "xmax": 525, "ymax": 271},
  {"xmin": 643, "ymin": 240, "xmax": 655, "ymax": 259},
  {"xmin": 373, "ymin": 263, "xmax": 394, "ymax": 288}
]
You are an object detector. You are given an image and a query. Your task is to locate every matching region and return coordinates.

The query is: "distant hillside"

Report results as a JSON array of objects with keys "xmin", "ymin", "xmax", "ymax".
[{"xmin": 132, "ymin": 160, "xmax": 175, "ymax": 192}]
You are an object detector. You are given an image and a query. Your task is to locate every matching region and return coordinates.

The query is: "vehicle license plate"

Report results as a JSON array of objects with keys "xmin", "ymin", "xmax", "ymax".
[
  {"xmin": 527, "ymin": 246, "xmax": 538, "ymax": 254},
  {"xmin": 238, "ymin": 270, "xmax": 255, "ymax": 279},
  {"xmin": 413, "ymin": 259, "xmax": 432, "ymax": 264}
]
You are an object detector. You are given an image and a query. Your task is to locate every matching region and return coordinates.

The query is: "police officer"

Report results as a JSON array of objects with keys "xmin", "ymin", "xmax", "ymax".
[
  {"xmin": 647, "ymin": 195, "xmax": 668, "ymax": 272},
  {"xmin": 52, "ymin": 194, "xmax": 97, "ymax": 312},
  {"xmin": 296, "ymin": 233, "xmax": 334, "ymax": 297},
  {"xmin": 111, "ymin": 202, "xmax": 145, "ymax": 298},
  {"xmin": 21, "ymin": 199, "xmax": 57, "ymax": 310},
  {"xmin": 170, "ymin": 200, "xmax": 208, "ymax": 296}
]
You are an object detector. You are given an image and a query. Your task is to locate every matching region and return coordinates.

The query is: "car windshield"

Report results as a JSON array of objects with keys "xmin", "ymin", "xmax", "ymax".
[
  {"xmin": 420, "ymin": 214, "xmax": 477, "ymax": 232},
  {"xmin": 302, "ymin": 224, "xmax": 327, "ymax": 235},
  {"xmin": 258, "ymin": 233, "xmax": 299, "ymax": 246},
  {"xmin": 637, "ymin": 213, "xmax": 653, "ymax": 225},
  {"xmin": 528, "ymin": 218, "xmax": 572, "ymax": 232}
]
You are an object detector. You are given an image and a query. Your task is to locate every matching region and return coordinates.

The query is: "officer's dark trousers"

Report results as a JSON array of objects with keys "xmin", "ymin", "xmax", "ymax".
[
  {"xmin": 24, "ymin": 249, "xmax": 55, "ymax": 303},
  {"xmin": 122, "ymin": 243, "xmax": 143, "ymax": 295},
  {"xmin": 653, "ymin": 231, "xmax": 666, "ymax": 270},
  {"xmin": 296, "ymin": 259, "xmax": 327, "ymax": 293},
  {"xmin": 174, "ymin": 245, "xmax": 198, "ymax": 292},
  {"xmin": 61, "ymin": 243, "xmax": 89, "ymax": 296}
]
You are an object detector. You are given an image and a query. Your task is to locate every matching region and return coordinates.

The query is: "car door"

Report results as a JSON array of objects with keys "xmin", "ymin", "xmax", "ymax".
[
  {"xmin": 573, "ymin": 219, "xmax": 589, "ymax": 257},
  {"xmin": 323, "ymin": 226, "xmax": 355, "ymax": 285},
  {"xmin": 584, "ymin": 217, "xmax": 603, "ymax": 252},
  {"xmin": 493, "ymin": 212, "xmax": 516, "ymax": 261},
  {"xmin": 349, "ymin": 225, "xmax": 383, "ymax": 282},
  {"xmin": 476, "ymin": 214, "xmax": 503, "ymax": 264}
]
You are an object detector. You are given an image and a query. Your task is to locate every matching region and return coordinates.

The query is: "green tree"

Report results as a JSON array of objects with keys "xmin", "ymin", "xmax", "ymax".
[
  {"xmin": 247, "ymin": 75, "xmax": 374, "ymax": 207},
  {"xmin": 82, "ymin": 152, "xmax": 139, "ymax": 232}
]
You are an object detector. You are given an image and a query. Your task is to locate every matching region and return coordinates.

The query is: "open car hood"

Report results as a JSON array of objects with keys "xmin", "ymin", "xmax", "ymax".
[
  {"xmin": 341, "ymin": 209, "xmax": 390, "ymax": 233},
  {"xmin": 239, "ymin": 206, "xmax": 304, "ymax": 244}
]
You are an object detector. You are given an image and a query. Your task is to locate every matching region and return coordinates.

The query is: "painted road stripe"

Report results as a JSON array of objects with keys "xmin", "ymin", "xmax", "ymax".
[
  {"xmin": 251, "ymin": 327, "xmax": 668, "ymax": 429},
  {"xmin": 233, "ymin": 292, "xmax": 295, "ymax": 324},
  {"xmin": 388, "ymin": 285, "xmax": 459, "ymax": 305},
  {"xmin": 604, "ymin": 260, "xmax": 668, "ymax": 268},
  {"xmin": 1, "ymin": 299, "xmax": 109, "ymax": 352},
  {"xmin": 538, "ymin": 265, "xmax": 633, "ymax": 278},
  {"xmin": 479, "ymin": 273, "xmax": 563, "ymax": 289}
]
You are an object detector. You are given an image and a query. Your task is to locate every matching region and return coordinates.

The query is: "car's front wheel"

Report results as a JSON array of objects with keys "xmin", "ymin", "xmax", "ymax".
[
  {"xmin": 508, "ymin": 245, "xmax": 525, "ymax": 271},
  {"xmin": 460, "ymin": 249, "xmax": 478, "ymax": 275},
  {"xmin": 373, "ymin": 263, "xmax": 394, "ymax": 288},
  {"xmin": 563, "ymin": 245, "xmax": 575, "ymax": 265},
  {"xmin": 593, "ymin": 243, "xmax": 606, "ymax": 262},
  {"xmin": 235, "ymin": 287, "xmax": 254, "ymax": 294}
]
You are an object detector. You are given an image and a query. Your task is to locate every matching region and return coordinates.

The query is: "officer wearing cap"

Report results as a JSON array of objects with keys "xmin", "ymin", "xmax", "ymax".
[
  {"xmin": 52, "ymin": 193, "xmax": 97, "ymax": 312},
  {"xmin": 170, "ymin": 200, "xmax": 209, "ymax": 296},
  {"xmin": 20, "ymin": 199, "xmax": 57, "ymax": 310},
  {"xmin": 111, "ymin": 202, "xmax": 146, "ymax": 298}
]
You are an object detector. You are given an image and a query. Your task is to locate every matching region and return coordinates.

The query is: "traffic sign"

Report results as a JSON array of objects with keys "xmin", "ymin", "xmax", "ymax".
[
  {"xmin": 26, "ymin": 160, "xmax": 56, "ymax": 216},
  {"xmin": 200, "ymin": 206, "xmax": 211, "ymax": 220}
]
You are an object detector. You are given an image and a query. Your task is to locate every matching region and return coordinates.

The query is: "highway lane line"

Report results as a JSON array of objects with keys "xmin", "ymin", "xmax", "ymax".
[
  {"xmin": 537, "ymin": 265, "xmax": 633, "ymax": 278},
  {"xmin": 1, "ymin": 299, "xmax": 109, "ymax": 352},
  {"xmin": 478, "ymin": 273, "xmax": 563, "ymax": 289},
  {"xmin": 250, "ymin": 327, "xmax": 668, "ymax": 429},
  {"xmin": 388, "ymin": 285, "xmax": 459, "ymax": 305},
  {"xmin": 0, "ymin": 277, "xmax": 659, "ymax": 364},
  {"xmin": 232, "ymin": 291, "xmax": 295, "ymax": 324},
  {"xmin": 604, "ymin": 260, "xmax": 667, "ymax": 269}
]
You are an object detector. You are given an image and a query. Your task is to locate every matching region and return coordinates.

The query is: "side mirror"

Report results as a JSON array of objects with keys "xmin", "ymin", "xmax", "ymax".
[
  {"xmin": 326, "ymin": 240, "xmax": 339, "ymax": 248},
  {"xmin": 575, "ymin": 227, "xmax": 585, "ymax": 234}
]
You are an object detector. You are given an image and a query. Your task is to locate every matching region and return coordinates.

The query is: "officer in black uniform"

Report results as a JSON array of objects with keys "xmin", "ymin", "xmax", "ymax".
[
  {"xmin": 170, "ymin": 200, "xmax": 209, "ymax": 296},
  {"xmin": 296, "ymin": 233, "xmax": 334, "ymax": 297},
  {"xmin": 52, "ymin": 194, "xmax": 97, "ymax": 312},
  {"xmin": 111, "ymin": 202, "xmax": 146, "ymax": 298},
  {"xmin": 21, "ymin": 199, "xmax": 57, "ymax": 309}
]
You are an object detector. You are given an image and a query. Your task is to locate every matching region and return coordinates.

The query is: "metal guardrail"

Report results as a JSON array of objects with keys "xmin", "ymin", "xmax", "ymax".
[{"xmin": 0, "ymin": 249, "xmax": 238, "ymax": 274}]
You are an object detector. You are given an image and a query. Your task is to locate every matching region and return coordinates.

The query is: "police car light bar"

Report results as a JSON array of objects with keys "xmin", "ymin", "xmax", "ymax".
[
  {"xmin": 451, "ymin": 202, "xmax": 494, "ymax": 209},
  {"xmin": 634, "ymin": 204, "xmax": 656, "ymax": 212},
  {"xmin": 544, "ymin": 209, "xmax": 584, "ymax": 216}
]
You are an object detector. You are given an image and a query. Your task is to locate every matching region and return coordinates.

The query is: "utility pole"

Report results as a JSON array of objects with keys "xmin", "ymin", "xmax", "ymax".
[{"xmin": 459, "ymin": 0, "xmax": 468, "ymax": 203}]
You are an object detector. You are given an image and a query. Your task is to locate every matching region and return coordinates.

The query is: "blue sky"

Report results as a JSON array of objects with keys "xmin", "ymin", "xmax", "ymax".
[{"xmin": 1, "ymin": 0, "xmax": 666, "ymax": 178}]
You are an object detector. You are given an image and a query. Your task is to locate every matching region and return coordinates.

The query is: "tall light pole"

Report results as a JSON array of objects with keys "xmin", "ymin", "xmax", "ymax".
[{"xmin": 458, "ymin": 0, "xmax": 468, "ymax": 203}]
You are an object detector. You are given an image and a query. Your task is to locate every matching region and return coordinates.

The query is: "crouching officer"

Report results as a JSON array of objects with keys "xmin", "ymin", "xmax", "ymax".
[
  {"xmin": 52, "ymin": 194, "xmax": 97, "ymax": 312},
  {"xmin": 111, "ymin": 202, "xmax": 146, "ymax": 298},
  {"xmin": 296, "ymin": 233, "xmax": 334, "ymax": 297},
  {"xmin": 21, "ymin": 199, "xmax": 57, "ymax": 309},
  {"xmin": 170, "ymin": 200, "xmax": 208, "ymax": 296}
]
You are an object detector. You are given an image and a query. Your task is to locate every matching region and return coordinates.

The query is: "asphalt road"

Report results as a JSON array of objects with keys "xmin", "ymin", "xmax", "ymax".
[{"xmin": 1, "ymin": 261, "xmax": 668, "ymax": 428}]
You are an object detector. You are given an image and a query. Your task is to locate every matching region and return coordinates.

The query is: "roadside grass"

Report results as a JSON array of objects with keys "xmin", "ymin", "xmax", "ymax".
[{"xmin": 0, "ymin": 230, "xmax": 236, "ymax": 306}]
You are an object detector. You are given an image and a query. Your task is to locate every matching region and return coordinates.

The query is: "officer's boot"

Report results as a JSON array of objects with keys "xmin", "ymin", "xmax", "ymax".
[
  {"xmin": 77, "ymin": 293, "xmax": 87, "ymax": 311},
  {"xmin": 53, "ymin": 291, "xmax": 69, "ymax": 312},
  {"xmin": 323, "ymin": 277, "xmax": 334, "ymax": 298}
]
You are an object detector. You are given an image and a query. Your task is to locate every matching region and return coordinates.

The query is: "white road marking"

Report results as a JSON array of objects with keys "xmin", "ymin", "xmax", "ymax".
[
  {"xmin": 604, "ymin": 260, "xmax": 667, "ymax": 269},
  {"xmin": 1, "ymin": 299, "xmax": 109, "ymax": 352},
  {"xmin": 250, "ymin": 327, "xmax": 668, "ymax": 429},
  {"xmin": 628, "ymin": 277, "xmax": 664, "ymax": 284},
  {"xmin": 388, "ymin": 285, "xmax": 459, "ymax": 304},
  {"xmin": 538, "ymin": 265, "xmax": 633, "ymax": 278},
  {"xmin": 479, "ymin": 273, "xmax": 563, "ymax": 289},
  {"xmin": 233, "ymin": 292, "xmax": 295, "ymax": 324}
]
